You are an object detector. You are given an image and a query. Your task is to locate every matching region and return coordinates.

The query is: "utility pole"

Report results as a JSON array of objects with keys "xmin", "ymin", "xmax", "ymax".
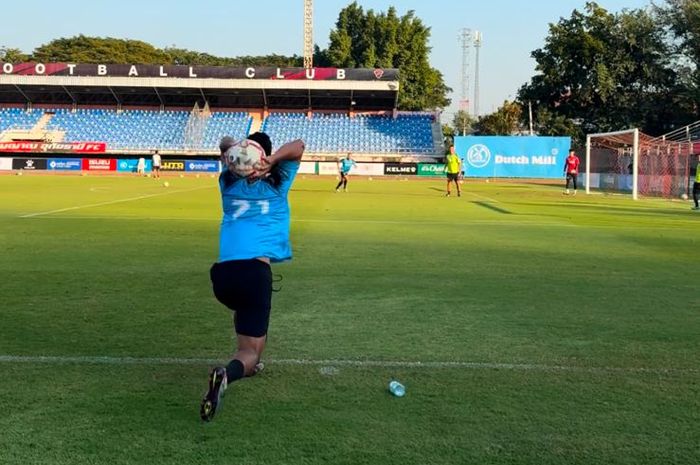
[
  {"xmin": 303, "ymin": 0, "xmax": 314, "ymax": 69},
  {"xmin": 458, "ymin": 28, "xmax": 472, "ymax": 115},
  {"xmin": 473, "ymin": 31, "xmax": 482, "ymax": 118}
]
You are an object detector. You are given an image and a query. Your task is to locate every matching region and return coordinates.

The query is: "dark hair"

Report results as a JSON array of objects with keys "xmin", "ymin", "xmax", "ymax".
[
  {"xmin": 247, "ymin": 132, "xmax": 272, "ymax": 157},
  {"xmin": 221, "ymin": 132, "xmax": 282, "ymax": 188}
]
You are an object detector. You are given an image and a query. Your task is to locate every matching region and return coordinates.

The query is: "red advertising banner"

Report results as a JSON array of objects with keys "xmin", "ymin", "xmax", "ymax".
[
  {"xmin": 82, "ymin": 158, "xmax": 116, "ymax": 171},
  {"xmin": 0, "ymin": 141, "xmax": 107, "ymax": 154}
]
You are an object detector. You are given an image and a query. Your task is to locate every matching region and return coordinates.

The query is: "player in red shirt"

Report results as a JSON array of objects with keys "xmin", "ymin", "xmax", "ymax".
[{"xmin": 564, "ymin": 150, "xmax": 580, "ymax": 195}]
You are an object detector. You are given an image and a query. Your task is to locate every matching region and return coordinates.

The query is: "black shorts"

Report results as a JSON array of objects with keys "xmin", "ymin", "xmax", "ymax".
[
  {"xmin": 210, "ymin": 259, "xmax": 272, "ymax": 338},
  {"xmin": 447, "ymin": 173, "xmax": 459, "ymax": 182},
  {"xmin": 566, "ymin": 173, "xmax": 578, "ymax": 181}
]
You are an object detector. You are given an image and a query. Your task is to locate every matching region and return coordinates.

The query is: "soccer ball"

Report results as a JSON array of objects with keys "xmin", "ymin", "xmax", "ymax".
[
  {"xmin": 681, "ymin": 193, "xmax": 689, "ymax": 201},
  {"xmin": 163, "ymin": 181, "xmax": 170, "ymax": 188},
  {"xmin": 224, "ymin": 139, "xmax": 265, "ymax": 177}
]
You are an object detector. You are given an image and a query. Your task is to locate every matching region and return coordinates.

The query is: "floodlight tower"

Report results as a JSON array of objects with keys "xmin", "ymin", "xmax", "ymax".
[
  {"xmin": 458, "ymin": 28, "xmax": 472, "ymax": 114},
  {"xmin": 303, "ymin": 0, "xmax": 314, "ymax": 69},
  {"xmin": 473, "ymin": 31, "xmax": 482, "ymax": 117}
]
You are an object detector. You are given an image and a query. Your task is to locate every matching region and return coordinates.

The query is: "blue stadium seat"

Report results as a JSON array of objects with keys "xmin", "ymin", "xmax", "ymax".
[
  {"xmin": 46, "ymin": 108, "xmax": 190, "ymax": 150},
  {"xmin": 0, "ymin": 108, "xmax": 43, "ymax": 132},
  {"xmin": 262, "ymin": 112, "xmax": 434, "ymax": 154},
  {"xmin": 202, "ymin": 112, "xmax": 252, "ymax": 148}
]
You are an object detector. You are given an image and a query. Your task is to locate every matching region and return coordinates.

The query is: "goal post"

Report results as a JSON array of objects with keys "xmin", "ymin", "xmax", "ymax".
[{"xmin": 585, "ymin": 128, "xmax": 640, "ymax": 199}]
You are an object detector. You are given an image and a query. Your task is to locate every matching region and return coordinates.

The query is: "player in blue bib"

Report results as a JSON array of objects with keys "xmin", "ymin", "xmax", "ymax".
[
  {"xmin": 201, "ymin": 132, "xmax": 304, "ymax": 422},
  {"xmin": 335, "ymin": 153, "xmax": 357, "ymax": 192}
]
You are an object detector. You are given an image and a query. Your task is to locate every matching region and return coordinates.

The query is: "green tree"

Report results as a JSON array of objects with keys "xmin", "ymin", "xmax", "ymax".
[
  {"xmin": 25, "ymin": 35, "xmax": 302, "ymax": 68},
  {"xmin": 323, "ymin": 2, "xmax": 451, "ymax": 110},
  {"xmin": 657, "ymin": 0, "xmax": 700, "ymax": 119},
  {"xmin": 32, "ymin": 35, "xmax": 170, "ymax": 63},
  {"xmin": 0, "ymin": 47, "xmax": 29, "ymax": 63},
  {"xmin": 476, "ymin": 101, "xmax": 523, "ymax": 135},
  {"xmin": 518, "ymin": 2, "xmax": 681, "ymax": 138},
  {"xmin": 452, "ymin": 110, "xmax": 475, "ymax": 136},
  {"xmin": 442, "ymin": 123, "xmax": 455, "ymax": 151}
]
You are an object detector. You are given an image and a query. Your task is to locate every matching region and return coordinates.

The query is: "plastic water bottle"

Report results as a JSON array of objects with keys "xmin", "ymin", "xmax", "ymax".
[{"xmin": 388, "ymin": 380, "xmax": 406, "ymax": 397}]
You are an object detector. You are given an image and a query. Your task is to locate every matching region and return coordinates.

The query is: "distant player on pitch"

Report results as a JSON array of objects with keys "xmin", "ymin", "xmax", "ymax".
[
  {"xmin": 152, "ymin": 150, "xmax": 162, "ymax": 179},
  {"xmin": 445, "ymin": 145, "xmax": 462, "ymax": 197},
  {"xmin": 200, "ymin": 132, "xmax": 304, "ymax": 422},
  {"xmin": 564, "ymin": 149, "xmax": 580, "ymax": 195},
  {"xmin": 693, "ymin": 155, "xmax": 700, "ymax": 211},
  {"xmin": 335, "ymin": 153, "xmax": 356, "ymax": 192}
]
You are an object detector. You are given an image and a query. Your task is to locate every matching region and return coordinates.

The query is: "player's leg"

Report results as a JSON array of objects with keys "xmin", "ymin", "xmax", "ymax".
[
  {"xmin": 693, "ymin": 182, "xmax": 700, "ymax": 209},
  {"xmin": 335, "ymin": 173, "xmax": 344, "ymax": 191},
  {"xmin": 572, "ymin": 174, "xmax": 578, "ymax": 195},
  {"xmin": 456, "ymin": 174, "xmax": 462, "ymax": 197},
  {"xmin": 202, "ymin": 260, "xmax": 272, "ymax": 421},
  {"xmin": 343, "ymin": 174, "xmax": 349, "ymax": 191},
  {"xmin": 565, "ymin": 174, "xmax": 571, "ymax": 194},
  {"xmin": 446, "ymin": 175, "xmax": 452, "ymax": 196}
]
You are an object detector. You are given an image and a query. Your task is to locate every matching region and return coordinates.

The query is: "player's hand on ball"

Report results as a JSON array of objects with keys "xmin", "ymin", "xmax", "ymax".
[{"xmin": 250, "ymin": 157, "xmax": 272, "ymax": 180}]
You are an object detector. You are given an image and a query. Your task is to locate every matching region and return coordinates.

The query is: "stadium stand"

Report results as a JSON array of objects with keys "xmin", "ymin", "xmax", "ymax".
[
  {"xmin": 46, "ymin": 109, "xmax": 189, "ymax": 150},
  {"xmin": 0, "ymin": 108, "xmax": 43, "ymax": 132},
  {"xmin": 202, "ymin": 112, "xmax": 253, "ymax": 149},
  {"xmin": 0, "ymin": 65, "xmax": 442, "ymax": 157},
  {"xmin": 1, "ymin": 107, "xmax": 436, "ymax": 154},
  {"xmin": 262, "ymin": 112, "xmax": 435, "ymax": 154}
]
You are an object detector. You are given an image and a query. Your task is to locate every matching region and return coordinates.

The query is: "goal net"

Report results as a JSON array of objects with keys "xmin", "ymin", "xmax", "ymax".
[{"xmin": 586, "ymin": 124, "xmax": 699, "ymax": 200}]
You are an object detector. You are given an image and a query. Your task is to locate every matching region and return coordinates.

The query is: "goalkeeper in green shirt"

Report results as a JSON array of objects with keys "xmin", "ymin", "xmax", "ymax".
[{"xmin": 445, "ymin": 146, "xmax": 462, "ymax": 197}]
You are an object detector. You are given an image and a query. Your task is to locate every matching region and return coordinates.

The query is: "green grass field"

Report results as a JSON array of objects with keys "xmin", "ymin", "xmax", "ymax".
[{"xmin": 1, "ymin": 173, "xmax": 698, "ymax": 465}]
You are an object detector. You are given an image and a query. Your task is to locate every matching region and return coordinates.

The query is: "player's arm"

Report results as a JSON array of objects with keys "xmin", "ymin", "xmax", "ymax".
[
  {"xmin": 253, "ymin": 139, "xmax": 305, "ymax": 177},
  {"xmin": 269, "ymin": 139, "xmax": 305, "ymax": 164}
]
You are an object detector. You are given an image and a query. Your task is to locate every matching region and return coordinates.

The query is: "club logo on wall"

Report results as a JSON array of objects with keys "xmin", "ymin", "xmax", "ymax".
[
  {"xmin": 12, "ymin": 158, "xmax": 47, "ymax": 170},
  {"xmin": 467, "ymin": 144, "xmax": 492, "ymax": 168}
]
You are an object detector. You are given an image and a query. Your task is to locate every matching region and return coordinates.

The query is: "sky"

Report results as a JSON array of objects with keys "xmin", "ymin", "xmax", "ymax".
[{"xmin": 0, "ymin": 0, "xmax": 653, "ymax": 118}]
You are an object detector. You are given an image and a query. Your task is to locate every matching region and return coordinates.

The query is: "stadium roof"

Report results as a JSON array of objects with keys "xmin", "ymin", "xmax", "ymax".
[{"xmin": 0, "ymin": 64, "xmax": 400, "ymax": 110}]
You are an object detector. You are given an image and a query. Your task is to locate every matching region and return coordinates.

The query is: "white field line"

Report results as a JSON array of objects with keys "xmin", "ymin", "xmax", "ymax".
[
  {"xmin": 0, "ymin": 355, "xmax": 695, "ymax": 376},
  {"xmin": 19, "ymin": 186, "xmax": 212, "ymax": 218},
  {"xmin": 462, "ymin": 190, "xmax": 502, "ymax": 204}
]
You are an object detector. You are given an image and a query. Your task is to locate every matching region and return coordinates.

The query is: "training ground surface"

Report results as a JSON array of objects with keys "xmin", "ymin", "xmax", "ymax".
[{"xmin": 1, "ymin": 174, "xmax": 698, "ymax": 465}]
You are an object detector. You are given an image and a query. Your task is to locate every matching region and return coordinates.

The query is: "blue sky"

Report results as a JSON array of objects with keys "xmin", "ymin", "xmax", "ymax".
[{"xmin": 0, "ymin": 0, "xmax": 652, "ymax": 116}]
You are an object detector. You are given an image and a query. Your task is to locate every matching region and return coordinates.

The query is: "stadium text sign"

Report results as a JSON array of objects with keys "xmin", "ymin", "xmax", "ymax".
[
  {"xmin": 454, "ymin": 136, "xmax": 571, "ymax": 179},
  {"xmin": 0, "ymin": 141, "xmax": 106, "ymax": 154},
  {"xmin": 0, "ymin": 63, "xmax": 398, "ymax": 81},
  {"xmin": 82, "ymin": 158, "xmax": 116, "ymax": 171}
]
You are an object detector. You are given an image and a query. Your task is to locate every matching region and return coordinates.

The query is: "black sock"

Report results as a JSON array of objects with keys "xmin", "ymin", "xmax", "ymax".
[
  {"xmin": 343, "ymin": 180, "xmax": 348, "ymax": 188},
  {"xmin": 225, "ymin": 359, "xmax": 245, "ymax": 383},
  {"xmin": 336, "ymin": 181, "xmax": 343, "ymax": 190}
]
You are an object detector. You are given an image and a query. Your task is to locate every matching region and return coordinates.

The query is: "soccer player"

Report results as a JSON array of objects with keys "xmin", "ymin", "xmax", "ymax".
[
  {"xmin": 693, "ymin": 155, "xmax": 700, "ymax": 211},
  {"xmin": 136, "ymin": 157, "xmax": 145, "ymax": 176},
  {"xmin": 152, "ymin": 151, "xmax": 162, "ymax": 179},
  {"xmin": 335, "ymin": 153, "xmax": 356, "ymax": 192},
  {"xmin": 445, "ymin": 146, "xmax": 462, "ymax": 197},
  {"xmin": 200, "ymin": 132, "xmax": 304, "ymax": 422},
  {"xmin": 564, "ymin": 149, "xmax": 580, "ymax": 195}
]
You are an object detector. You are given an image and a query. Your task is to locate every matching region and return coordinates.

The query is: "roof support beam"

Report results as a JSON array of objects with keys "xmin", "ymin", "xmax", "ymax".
[
  {"xmin": 153, "ymin": 87, "xmax": 164, "ymax": 111},
  {"xmin": 62, "ymin": 86, "xmax": 76, "ymax": 104},
  {"xmin": 13, "ymin": 85, "xmax": 31, "ymax": 106},
  {"xmin": 108, "ymin": 86, "xmax": 121, "ymax": 110}
]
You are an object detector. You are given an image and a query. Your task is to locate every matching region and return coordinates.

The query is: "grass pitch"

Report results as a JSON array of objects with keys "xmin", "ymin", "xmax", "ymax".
[{"xmin": 0, "ymin": 174, "xmax": 698, "ymax": 465}]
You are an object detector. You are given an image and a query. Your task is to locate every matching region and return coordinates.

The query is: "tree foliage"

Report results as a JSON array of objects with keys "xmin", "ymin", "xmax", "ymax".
[
  {"xmin": 0, "ymin": 47, "xmax": 29, "ymax": 63},
  {"xmin": 475, "ymin": 101, "xmax": 523, "ymax": 135},
  {"xmin": 657, "ymin": 0, "xmax": 700, "ymax": 116},
  {"xmin": 517, "ymin": 1, "xmax": 690, "ymax": 140},
  {"xmin": 452, "ymin": 110, "xmax": 475, "ymax": 136},
  {"xmin": 322, "ymin": 2, "xmax": 451, "ymax": 110}
]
